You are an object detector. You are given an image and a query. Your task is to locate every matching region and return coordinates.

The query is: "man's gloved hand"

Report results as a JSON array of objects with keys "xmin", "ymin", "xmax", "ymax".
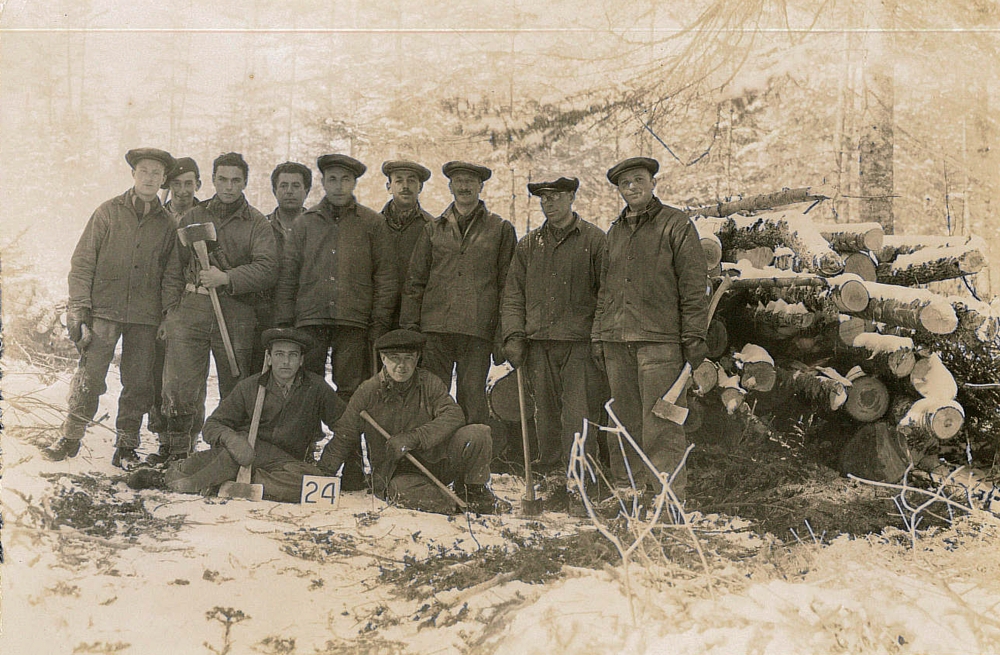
[
  {"xmin": 220, "ymin": 431, "xmax": 255, "ymax": 467},
  {"xmin": 492, "ymin": 337, "xmax": 507, "ymax": 366},
  {"xmin": 317, "ymin": 443, "xmax": 343, "ymax": 477},
  {"xmin": 67, "ymin": 308, "xmax": 91, "ymax": 344},
  {"xmin": 682, "ymin": 337, "xmax": 709, "ymax": 369},
  {"xmin": 368, "ymin": 323, "xmax": 388, "ymax": 345},
  {"xmin": 384, "ymin": 432, "xmax": 420, "ymax": 466},
  {"xmin": 591, "ymin": 341, "xmax": 606, "ymax": 373},
  {"xmin": 504, "ymin": 337, "xmax": 528, "ymax": 369}
]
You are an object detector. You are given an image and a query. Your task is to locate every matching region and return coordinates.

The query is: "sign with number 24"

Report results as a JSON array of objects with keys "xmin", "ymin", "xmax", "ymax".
[{"xmin": 300, "ymin": 475, "xmax": 341, "ymax": 507}]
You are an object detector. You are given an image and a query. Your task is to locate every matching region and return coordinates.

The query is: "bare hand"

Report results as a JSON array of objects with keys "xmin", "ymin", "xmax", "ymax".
[
  {"xmin": 199, "ymin": 266, "xmax": 230, "ymax": 289},
  {"xmin": 156, "ymin": 319, "xmax": 168, "ymax": 340}
]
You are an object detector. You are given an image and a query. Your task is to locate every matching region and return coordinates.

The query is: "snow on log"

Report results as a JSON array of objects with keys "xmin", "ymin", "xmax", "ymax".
[
  {"xmin": 729, "ymin": 263, "xmax": 869, "ymax": 314},
  {"xmin": 734, "ymin": 343, "xmax": 776, "ymax": 392},
  {"xmin": 876, "ymin": 245, "xmax": 988, "ymax": 286},
  {"xmin": 858, "ymin": 281, "xmax": 958, "ymax": 335},
  {"xmin": 727, "ymin": 210, "xmax": 845, "ymax": 276},
  {"xmin": 816, "ymin": 222, "xmax": 885, "ymax": 253},
  {"xmin": 949, "ymin": 295, "xmax": 1000, "ymax": 342},
  {"xmin": 777, "ymin": 363, "xmax": 848, "ymax": 411},
  {"xmin": 686, "ymin": 185, "xmax": 835, "ymax": 218},
  {"xmin": 717, "ymin": 368, "xmax": 747, "ymax": 414},
  {"xmin": 751, "ymin": 299, "xmax": 815, "ymax": 335},
  {"xmin": 876, "ymin": 234, "xmax": 988, "ymax": 263},
  {"xmin": 850, "ymin": 332, "xmax": 916, "ymax": 378},
  {"xmin": 909, "ymin": 352, "xmax": 958, "ymax": 400},
  {"xmin": 896, "ymin": 396, "xmax": 965, "ymax": 441},
  {"xmin": 844, "ymin": 374, "xmax": 891, "ymax": 422},
  {"xmin": 843, "ymin": 252, "xmax": 878, "ymax": 281}
]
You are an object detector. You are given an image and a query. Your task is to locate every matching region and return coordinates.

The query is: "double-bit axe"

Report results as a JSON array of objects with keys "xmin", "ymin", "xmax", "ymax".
[{"xmin": 177, "ymin": 222, "xmax": 241, "ymax": 378}]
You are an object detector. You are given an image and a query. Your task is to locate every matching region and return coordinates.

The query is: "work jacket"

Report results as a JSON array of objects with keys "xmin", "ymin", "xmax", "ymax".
[
  {"xmin": 273, "ymin": 196, "xmax": 397, "ymax": 330},
  {"xmin": 203, "ymin": 370, "xmax": 345, "ymax": 461},
  {"xmin": 380, "ymin": 200, "xmax": 434, "ymax": 328},
  {"xmin": 321, "ymin": 368, "xmax": 466, "ymax": 474},
  {"xmin": 400, "ymin": 201, "xmax": 516, "ymax": 342},
  {"xmin": 501, "ymin": 214, "xmax": 607, "ymax": 342},
  {"xmin": 593, "ymin": 197, "xmax": 709, "ymax": 345},
  {"xmin": 162, "ymin": 195, "xmax": 277, "ymax": 312},
  {"xmin": 67, "ymin": 189, "xmax": 177, "ymax": 326},
  {"xmin": 255, "ymin": 207, "xmax": 298, "ymax": 305}
]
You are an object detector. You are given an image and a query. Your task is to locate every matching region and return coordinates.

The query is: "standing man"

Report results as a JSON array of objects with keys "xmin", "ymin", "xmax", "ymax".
[
  {"xmin": 160, "ymin": 152, "xmax": 277, "ymax": 462},
  {"xmin": 379, "ymin": 160, "xmax": 434, "ymax": 329},
  {"xmin": 592, "ymin": 157, "xmax": 709, "ymax": 503},
  {"xmin": 127, "ymin": 328, "xmax": 346, "ymax": 502},
  {"xmin": 320, "ymin": 330, "xmax": 509, "ymax": 514},
  {"xmin": 501, "ymin": 176, "xmax": 607, "ymax": 505},
  {"xmin": 250, "ymin": 161, "xmax": 312, "ymax": 373},
  {"xmin": 147, "ymin": 156, "xmax": 205, "ymax": 466},
  {"xmin": 273, "ymin": 154, "xmax": 396, "ymax": 490},
  {"xmin": 43, "ymin": 147, "xmax": 177, "ymax": 470},
  {"xmin": 162, "ymin": 157, "xmax": 202, "ymax": 220},
  {"xmin": 400, "ymin": 161, "xmax": 516, "ymax": 425}
]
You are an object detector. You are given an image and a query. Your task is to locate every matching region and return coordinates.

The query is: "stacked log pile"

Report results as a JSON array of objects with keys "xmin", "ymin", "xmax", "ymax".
[{"xmin": 686, "ymin": 189, "xmax": 999, "ymax": 483}]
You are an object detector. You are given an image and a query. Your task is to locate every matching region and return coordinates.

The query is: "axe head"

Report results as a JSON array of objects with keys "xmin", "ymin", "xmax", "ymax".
[
  {"xmin": 177, "ymin": 222, "xmax": 217, "ymax": 247},
  {"xmin": 652, "ymin": 397, "xmax": 689, "ymax": 425},
  {"xmin": 217, "ymin": 480, "xmax": 264, "ymax": 501}
]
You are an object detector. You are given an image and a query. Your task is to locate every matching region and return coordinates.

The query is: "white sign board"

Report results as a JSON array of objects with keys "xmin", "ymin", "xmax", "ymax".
[{"xmin": 300, "ymin": 475, "xmax": 341, "ymax": 508}]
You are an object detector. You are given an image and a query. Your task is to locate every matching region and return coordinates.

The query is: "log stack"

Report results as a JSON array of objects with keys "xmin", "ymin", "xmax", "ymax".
[{"xmin": 683, "ymin": 188, "xmax": 997, "ymax": 484}]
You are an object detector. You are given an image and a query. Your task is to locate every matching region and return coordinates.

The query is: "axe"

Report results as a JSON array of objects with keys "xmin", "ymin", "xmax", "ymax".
[
  {"xmin": 177, "ymin": 222, "xmax": 241, "ymax": 378},
  {"xmin": 652, "ymin": 274, "xmax": 734, "ymax": 423},
  {"xmin": 218, "ymin": 355, "xmax": 269, "ymax": 501}
]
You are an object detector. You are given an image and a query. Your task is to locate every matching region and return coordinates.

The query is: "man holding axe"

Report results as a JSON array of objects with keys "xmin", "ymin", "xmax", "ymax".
[
  {"xmin": 127, "ymin": 328, "xmax": 345, "ymax": 501},
  {"xmin": 592, "ymin": 157, "xmax": 710, "ymax": 503},
  {"xmin": 319, "ymin": 329, "xmax": 510, "ymax": 514},
  {"xmin": 160, "ymin": 152, "xmax": 277, "ymax": 462},
  {"xmin": 44, "ymin": 147, "xmax": 177, "ymax": 470}
]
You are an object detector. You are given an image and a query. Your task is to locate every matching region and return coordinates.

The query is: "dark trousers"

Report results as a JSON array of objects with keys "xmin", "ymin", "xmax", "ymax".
[
  {"xmin": 385, "ymin": 424, "xmax": 492, "ymax": 514},
  {"xmin": 299, "ymin": 324, "xmax": 370, "ymax": 405},
  {"xmin": 603, "ymin": 341, "xmax": 689, "ymax": 498},
  {"xmin": 162, "ymin": 292, "xmax": 255, "ymax": 453},
  {"xmin": 422, "ymin": 332, "xmax": 491, "ymax": 424},
  {"xmin": 149, "ymin": 336, "xmax": 204, "ymax": 447},
  {"xmin": 63, "ymin": 318, "xmax": 157, "ymax": 448},
  {"xmin": 163, "ymin": 440, "xmax": 323, "ymax": 503},
  {"xmin": 526, "ymin": 340, "xmax": 603, "ymax": 474}
]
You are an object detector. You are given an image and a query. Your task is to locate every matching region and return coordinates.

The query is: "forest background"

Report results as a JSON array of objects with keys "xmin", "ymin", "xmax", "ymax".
[{"xmin": 1, "ymin": 0, "xmax": 998, "ymax": 297}]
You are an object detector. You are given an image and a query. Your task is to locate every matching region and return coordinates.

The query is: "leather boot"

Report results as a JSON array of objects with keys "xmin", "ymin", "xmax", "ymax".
[
  {"xmin": 42, "ymin": 437, "xmax": 81, "ymax": 461},
  {"xmin": 112, "ymin": 448, "xmax": 141, "ymax": 471}
]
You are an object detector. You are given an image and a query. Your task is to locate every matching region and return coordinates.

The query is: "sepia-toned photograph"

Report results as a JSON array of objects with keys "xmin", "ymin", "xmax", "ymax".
[{"xmin": 2, "ymin": 1, "xmax": 1000, "ymax": 652}]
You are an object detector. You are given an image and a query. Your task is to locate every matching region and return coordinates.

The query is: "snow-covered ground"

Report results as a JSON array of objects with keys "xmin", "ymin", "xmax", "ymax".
[{"xmin": 3, "ymin": 357, "xmax": 1000, "ymax": 654}]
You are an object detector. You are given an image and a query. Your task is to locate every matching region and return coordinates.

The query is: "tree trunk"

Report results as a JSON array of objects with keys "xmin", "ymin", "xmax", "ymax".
[
  {"xmin": 726, "ymin": 211, "xmax": 845, "ymax": 275},
  {"xmin": 876, "ymin": 244, "xmax": 987, "ymax": 286},
  {"xmin": 687, "ymin": 186, "xmax": 835, "ymax": 218},
  {"xmin": 857, "ymin": 0, "xmax": 896, "ymax": 233},
  {"xmin": 816, "ymin": 222, "xmax": 885, "ymax": 253},
  {"xmin": 844, "ymin": 375, "xmax": 890, "ymax": 422},
  {"xmin": 858, "ymin": 282, "xmax": 958, "ymax": 335},
  {"xmin": 777, "ymin": 364, "xmax": 848, "ymax": 411}
]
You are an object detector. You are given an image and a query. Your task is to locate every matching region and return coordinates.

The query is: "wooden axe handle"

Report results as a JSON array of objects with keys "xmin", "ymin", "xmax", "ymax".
[
  {"xmin": 515, "ymin": 368, "xmax": 537, "ymax": 503},
  {"xmin": 234, "ymin": 355, "xmax": 270, "ymax": 486},
  {"xmin": 192, "ymin": 240, "xmax": 241, "ymax": 378},
  {"xmin": 359, "ymin": 410, "xmax": 468, "ymax": 509}
]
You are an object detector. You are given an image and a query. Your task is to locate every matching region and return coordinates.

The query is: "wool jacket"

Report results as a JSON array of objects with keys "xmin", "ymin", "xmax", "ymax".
[
  {"xmin": 202, "ymin": 369, "xmax": 345, "ymax": 461},
  {"xmin": 380, "ymin": 200, "xmax": 434, "ymax": 327},
  {"xmin": 162, "ymin": 195, "xmax": 277, "ymax": 312},
  {"xmin": 400, "ymin": 201, "xmax": 516, "ymax": 341},
  {"xmin": 593, "ymin": 197, "xmax": 709, "ymax": 345},
  {"xmin": 273, "ymin": 196, "xmax": 397, "ymax": 330},
  {"xmin": 501, "ymin": 214, "xmax": 607, "ymax": 342},
  {"xmin": 67, "ymin": 189, "xmax": 178, "ymax": 326}
]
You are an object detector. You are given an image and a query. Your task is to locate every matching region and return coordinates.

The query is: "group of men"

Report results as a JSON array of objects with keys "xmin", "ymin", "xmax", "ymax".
[{"xmin": 42, "ymin": 145, "xmax": 708, "ymax": 516}]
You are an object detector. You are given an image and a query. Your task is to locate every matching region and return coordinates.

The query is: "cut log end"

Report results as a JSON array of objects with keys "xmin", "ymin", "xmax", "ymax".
[
  {"xmin": 844, "ymin": 376, "xmax": 890, "ymax": 422},
  {"xmin": 701, "ymin": 236, "xmax": 723, "ymax": 270},
  {"xmin": 843, "ymin": 252, "xmax": 878, "ymax": 282},
  {"xmin": 886, "ymin": 349, "xmax": 916, "ymax": 378},
  {"xmin": 919, "ymin": 302, "xmax": 960, "ymax": 335},
  {"xmin": 741, "ymin": 361, "xmax": 776, "ymax": 392},
  {"xmin": 931, "ymin": 406, "xmax": 964, "ymax": 441},
  {"xmin": 833, "ymin": 279, "xmax": 871, "ymax": 313}
]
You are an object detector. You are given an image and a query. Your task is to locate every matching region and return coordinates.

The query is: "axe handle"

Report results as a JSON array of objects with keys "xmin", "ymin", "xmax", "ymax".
[
  {"xmin": 515, "ymin": 368, "xmax": 537, "ymax": 503},
  {"xmin": 235, "ymin": 355, "xmax": 270, "ymax": 485},
  {"xmin": 192, "ymin": 240, "xmax": 241, "ymax": 378},
  {"xmin": 359, "ymin": 410, "xmax": 468, "ymax": 509}
]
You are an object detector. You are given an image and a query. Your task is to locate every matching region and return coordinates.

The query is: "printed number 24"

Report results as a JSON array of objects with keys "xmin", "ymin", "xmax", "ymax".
[{"xmin": 303, "ymin": 481, "xmax": 337, "ymax": 504}]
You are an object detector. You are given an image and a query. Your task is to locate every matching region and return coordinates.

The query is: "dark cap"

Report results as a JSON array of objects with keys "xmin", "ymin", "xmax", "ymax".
[
  {"xmin": 262, "ymin": 327, "xmax": 316, "ymax": 353},
  {"xmin": 606, "ymin": 157, "xmax": 659, "ymax": 185},
  {"xmin": 442, "ymin": 161, "xmax": 492, "ymax": 182},
  {"xmin": 382, "ymin": 160, "xmax": 432, "ymax": 183},
  {"xmin": 374, "ymin": 329, "xmax": 426, "ymax": 353},
  {"xmin": 527, "ymin": 177, "xmax": 580, "ymax": 196},
  {"xmin": 161, "ymin": 157, "xmax": 201, "ymax": 189},
  {"xmin": 317, "ymin": 154, "xmax": 366, "ymax": 178},
  {"xmin": 125, "ymin": 148, "xmax": 175, "ymax": 172}
]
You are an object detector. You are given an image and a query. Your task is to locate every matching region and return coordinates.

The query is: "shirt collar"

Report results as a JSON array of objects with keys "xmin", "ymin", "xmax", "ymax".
[{"xmin": 542, "ymin": 213, "xmax": 580, "ymax": 242}]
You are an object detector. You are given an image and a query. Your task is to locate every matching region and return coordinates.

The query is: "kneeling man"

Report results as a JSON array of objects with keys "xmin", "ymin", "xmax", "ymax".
[
  {"xmin": 128, "ymin": 328, "xmax": 345, "ymax": 502},
  {"xmin": 320, "ymin": 329, "xmax": 509, "ymax": 514}
]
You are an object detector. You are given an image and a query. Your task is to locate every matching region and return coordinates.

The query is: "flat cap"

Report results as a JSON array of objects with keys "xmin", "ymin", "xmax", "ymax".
[
  {"xmin": 262, "ymin": 327, "xmax": 316, "ymax": 353},
  {"xmin": 606, "ymin": 157, "xmax": 659, "ymax": 185},
  {"xmin": 317, "ymin": 154, "xmax": 367, "ymax": 178},
  {"xmin": 161, "ymin": 157, "xmax": 201, "ymax": 189},
  {"xmin": 125, "ymin": 148, "xmax": 175, "ymax": 172},
  {"xmin": 527, "ymin": 176, "xmax": 580, "ymax": 196},
  {"xmin": 442, "ymin": 161, "xmax": 492, "ymax": 182},
  {"xmin": 382, "ymin": 160, "xmax": 432, "ymax": 183},
  {"xmin": 375, "ymin": 329, "xmax": 426, "ymax": 353}
]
